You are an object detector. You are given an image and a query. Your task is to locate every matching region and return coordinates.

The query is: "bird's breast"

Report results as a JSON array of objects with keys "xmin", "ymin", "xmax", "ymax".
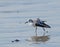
[{"xmin": 29, "ymin": 23, "xmax": 33, "ymax": 26}]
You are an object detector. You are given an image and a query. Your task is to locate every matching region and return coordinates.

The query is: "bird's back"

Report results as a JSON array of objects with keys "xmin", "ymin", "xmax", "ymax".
[{"xmin": 34, "ymin": 18, "xmax": 51, "ymax": 28}]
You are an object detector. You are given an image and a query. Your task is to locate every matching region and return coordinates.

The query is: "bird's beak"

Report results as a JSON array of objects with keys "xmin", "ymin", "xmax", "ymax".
[{"xmin": 25, "ymin": 21, "xmax": 28, "ymax": 24}]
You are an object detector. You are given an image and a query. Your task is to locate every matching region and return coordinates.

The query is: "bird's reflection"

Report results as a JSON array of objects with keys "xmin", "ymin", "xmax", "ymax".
[
  {"xmin": 26, "ymin": 35, "xmax": 50, "ymax": 43},
  {"xmin": 31, "ymin": 35, "xmax": 50, "ymax": 43}
]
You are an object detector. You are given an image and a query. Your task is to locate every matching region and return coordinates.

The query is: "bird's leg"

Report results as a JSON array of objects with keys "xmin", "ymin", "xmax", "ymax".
[
  {"xmin": 35, "ymin": 27, "xmax": 37, "ymax": 36},
  {"xmin": 42, "ymin": 28, "xmax": 46, "ymax": 36}
]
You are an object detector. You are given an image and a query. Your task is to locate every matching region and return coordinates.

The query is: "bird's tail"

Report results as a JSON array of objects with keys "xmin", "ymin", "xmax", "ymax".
[{"xmin": 45, "ymin": 24, "xmax": 51, "ymax": 28}]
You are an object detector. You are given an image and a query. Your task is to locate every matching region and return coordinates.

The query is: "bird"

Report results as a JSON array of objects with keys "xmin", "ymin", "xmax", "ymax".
[{"xmin": 25, "ymin": 18, "xmax": 51, "ymax": 36}]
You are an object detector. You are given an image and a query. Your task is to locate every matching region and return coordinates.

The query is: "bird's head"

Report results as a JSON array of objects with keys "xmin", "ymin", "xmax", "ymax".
[{"xmin": 25, "ymin": 19, "xmax": 33, "ymax": 24}]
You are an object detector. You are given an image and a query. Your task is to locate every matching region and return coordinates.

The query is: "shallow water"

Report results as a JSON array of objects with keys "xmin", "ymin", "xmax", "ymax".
[{"xmin": 0, "ymin": 0, "xmax": 60, "ymax": 47}]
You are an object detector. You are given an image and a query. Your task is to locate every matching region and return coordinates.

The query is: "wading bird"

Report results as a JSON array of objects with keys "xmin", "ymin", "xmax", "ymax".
[{"xmin": 25, "ymin": 18, "xmax": 51, "ymax": 36}]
